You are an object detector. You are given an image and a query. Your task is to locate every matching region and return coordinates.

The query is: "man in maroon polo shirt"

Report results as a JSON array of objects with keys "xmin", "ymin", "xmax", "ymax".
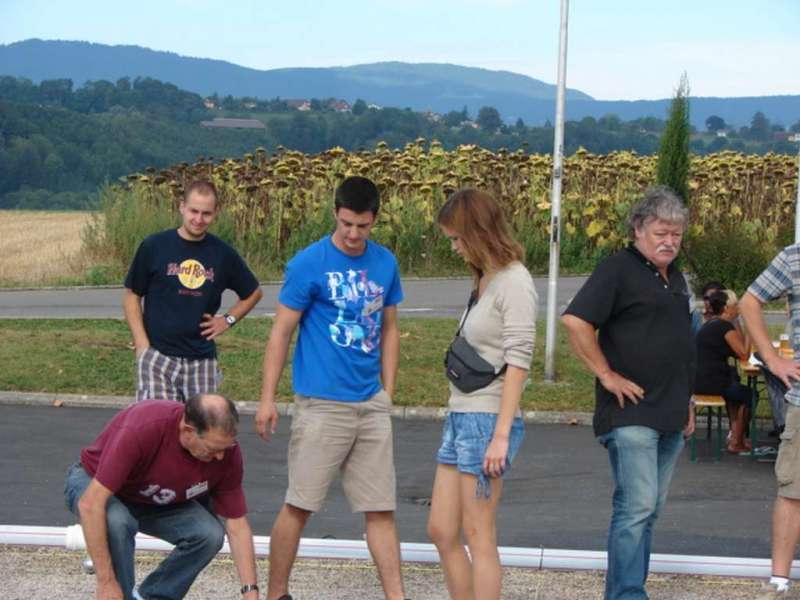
[{"xmin": 64, "ymin": 394, "xmax": 260, "ymax": 600}]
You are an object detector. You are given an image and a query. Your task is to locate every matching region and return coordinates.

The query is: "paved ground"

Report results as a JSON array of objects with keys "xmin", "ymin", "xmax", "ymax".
[
  {"xmin": 2, "ymin": 276, "xmax": 789, "ymax": 325},
  {"xmin": 1, "ymin": 403, "xmax": 779, "ymax": 558},
  {"xmin": 0, "ymin": 546, "xmax": 770, "ymax": 599},
  {"xmin": 0, "ymin": 274, "xmax": 788, "ymax": 598}
]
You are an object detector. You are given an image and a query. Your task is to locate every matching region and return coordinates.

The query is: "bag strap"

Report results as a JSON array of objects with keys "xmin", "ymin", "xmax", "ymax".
[
  {"xmin": 452, "ymin": 290, "xmax": 508, "ymax": 378},
  {"xmin": 455, "ymin": 290, "xmax": 477, "ymax": 337}
]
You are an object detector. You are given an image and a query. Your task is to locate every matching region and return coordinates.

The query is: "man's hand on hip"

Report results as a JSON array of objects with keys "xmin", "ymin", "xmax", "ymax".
[
  {"xmin": 599, "ymin": 371, "xmax": 644, "ymax": 409},
  {"xmin": 766, "ymin": 355, "xmax": 800, "ymax": 390},
  {"xmin": 200, "ymin": 313, "xmax": 229, "ymax": 340}
]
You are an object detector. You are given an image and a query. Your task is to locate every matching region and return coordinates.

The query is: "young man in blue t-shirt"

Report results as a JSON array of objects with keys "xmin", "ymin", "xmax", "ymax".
[
  {"xmin": 256, "ymin": 176, "xmax": 406, "ymax": 600},
  {"xmin": 123, "ymin": 180, "xmax": 263, "ymax": 402}
]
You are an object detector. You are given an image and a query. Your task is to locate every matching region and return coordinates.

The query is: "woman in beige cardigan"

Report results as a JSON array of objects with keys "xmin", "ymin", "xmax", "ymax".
[{"xmin": 427, "ymin": 189, "xmax": 538, "ymax": 600}]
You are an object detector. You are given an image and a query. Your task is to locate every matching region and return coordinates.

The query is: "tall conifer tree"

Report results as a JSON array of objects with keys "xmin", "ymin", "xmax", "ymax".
[{"xmin": 656, "ymin": 73, "xmax": 691, "ymax": 202}]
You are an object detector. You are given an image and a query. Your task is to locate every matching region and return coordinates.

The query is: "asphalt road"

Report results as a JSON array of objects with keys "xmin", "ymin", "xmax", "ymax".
[
  {"xmin": 0, "ymin": 277, "xmax": 589, "ymax": 319},
  {"xmin": 2, "ymin": 404, "xmax": 777, "ymax": 558},
  {"xmin": 4, "ymin": 276, "xmax": 789, "ymax": 325}
]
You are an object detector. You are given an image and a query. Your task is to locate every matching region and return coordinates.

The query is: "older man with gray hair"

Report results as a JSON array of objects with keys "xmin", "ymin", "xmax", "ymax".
[{"xmin": 562, "ymin": 186, "xmax": 696, "ymax": 600}]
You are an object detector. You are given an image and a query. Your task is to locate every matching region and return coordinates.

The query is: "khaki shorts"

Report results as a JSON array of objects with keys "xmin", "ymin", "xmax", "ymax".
[
  {"xmin": 286, "ymin": 390, "xmax": 396, "ymax": 513},
  {"xmin": 776, "ymin": 404, "xmax": 800, "ymax": 499}
]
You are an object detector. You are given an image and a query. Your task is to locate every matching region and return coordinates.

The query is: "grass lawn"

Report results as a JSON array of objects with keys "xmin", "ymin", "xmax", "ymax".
[
  {"xmin": 0, "ymin": 317, "xmax": 595, "ymax": 411},
  {"xmin": 0, "ymin": 318, "xmax": 785, "ymax": 415}
]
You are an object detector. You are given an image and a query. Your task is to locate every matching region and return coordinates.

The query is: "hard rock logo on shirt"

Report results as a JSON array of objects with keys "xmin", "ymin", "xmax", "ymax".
[
  {"xmin": 326, "ymin": 269, "xmax": 384, "ymax": 353},
  {"xmin": 167, "ymin": 259, "xmax": 215, "ymax": 293}
]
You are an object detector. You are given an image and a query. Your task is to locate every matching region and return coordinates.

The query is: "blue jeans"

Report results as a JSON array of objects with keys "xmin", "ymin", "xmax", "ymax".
[
  {"xmin": 597, "ymin": 426, "xmax": 684, "ymax": 600},
  {"xmin": 64, "ymin": 463, "xmax": 225, "ymax": 600}
]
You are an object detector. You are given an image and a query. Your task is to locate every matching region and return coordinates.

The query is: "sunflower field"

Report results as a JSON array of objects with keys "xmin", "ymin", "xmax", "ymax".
[{"xmin": 85, "ymin": 141, "xmax": 798, "ymax": 287}]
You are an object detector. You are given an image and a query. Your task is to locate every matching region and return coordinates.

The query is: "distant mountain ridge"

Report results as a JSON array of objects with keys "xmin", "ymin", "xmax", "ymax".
[
  {"xmin": 0, "ymin": 39, "xmax": 590, "ymax": 109},
  {"xmin": 1, "ymin": 39, "xmax": 798, "ymax": 128}
]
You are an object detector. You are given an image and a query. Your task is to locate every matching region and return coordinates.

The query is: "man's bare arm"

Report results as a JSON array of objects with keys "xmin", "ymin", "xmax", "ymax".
[
  {"xmin": 122, "ymin": 289, "xmax": 150, "ymax": 356},
  {"xmin": 224, "ymin": 516, "xmax": 259, "ymax": 600},
  {"xmin": 380, "ymin": 305, "xmax": 400, "ymax": 398},
  {"xmin": 255, "ymin": 302, "xmax": 303, "ymax": 440},
  {"xmin": 200, "ymin": 287, "xmax": 264, "ymax": 340},
  {"xmin": 77, "ymin": 479, "xmax": 124, "ymax": 599},
  {"xmin": 561, "ymin": 314, "xmax": 644, "ymax": 408},
  {"xmin": 740, "ymin": 292, "xmax": 800, "ymax": 388}
]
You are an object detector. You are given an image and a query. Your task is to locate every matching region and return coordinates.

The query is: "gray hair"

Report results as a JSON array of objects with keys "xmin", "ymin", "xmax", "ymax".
[{"xmin": 626, "ymin": 186, "xmax": 688, "ymax": 240}]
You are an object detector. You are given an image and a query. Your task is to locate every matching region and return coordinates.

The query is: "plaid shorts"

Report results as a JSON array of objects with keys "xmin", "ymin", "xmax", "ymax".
[{"xmin": 135, "ymin": 347, "xmax": 220, "ymax": 402}]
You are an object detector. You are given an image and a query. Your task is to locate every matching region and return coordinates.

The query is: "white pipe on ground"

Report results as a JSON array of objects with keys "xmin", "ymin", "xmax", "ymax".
[{"xmin": 1, "ymin": 524, "xmax": 796, "ymax": 579}]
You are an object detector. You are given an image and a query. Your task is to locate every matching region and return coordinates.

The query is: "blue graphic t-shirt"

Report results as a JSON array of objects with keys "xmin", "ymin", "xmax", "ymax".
[{"xmin": 279, "ymin": 236, "xmax": 404, "ymax": 402}]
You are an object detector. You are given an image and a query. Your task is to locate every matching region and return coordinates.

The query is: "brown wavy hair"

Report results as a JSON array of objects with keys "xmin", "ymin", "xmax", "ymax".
[{"xmin": 437, "ymin": 188, "xmax": 524, "ymax": 286}]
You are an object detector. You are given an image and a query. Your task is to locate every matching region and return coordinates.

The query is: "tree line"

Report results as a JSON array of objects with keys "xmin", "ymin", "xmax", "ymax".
[{"xmin": 0, "ymin": 76, "xmax": 796, "ymax": 210}]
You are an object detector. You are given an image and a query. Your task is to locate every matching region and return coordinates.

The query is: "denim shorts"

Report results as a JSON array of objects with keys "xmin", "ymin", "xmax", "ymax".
[{"xmin": 436, "ymin": 412, "xmax": 525, "ymax": 498}]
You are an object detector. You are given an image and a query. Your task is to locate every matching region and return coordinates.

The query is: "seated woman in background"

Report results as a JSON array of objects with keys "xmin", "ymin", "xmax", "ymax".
[
  {"xmin": 691, "ymin": 281, "xmax": 723, "ymax": 336},
  {"xmin": 694, "ymin": 289, "xmax": 753, "ymax": 453}
]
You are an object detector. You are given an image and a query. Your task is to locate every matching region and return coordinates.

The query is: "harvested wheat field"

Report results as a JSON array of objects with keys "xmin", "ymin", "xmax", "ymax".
[{"xmin": 0, "ymin": 210, "xmax": 95, "ymax": 286}]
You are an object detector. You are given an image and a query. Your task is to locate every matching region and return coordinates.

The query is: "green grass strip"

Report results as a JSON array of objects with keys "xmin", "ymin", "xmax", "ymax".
[
  {"xmin": 0, "ymin": 318, "xmax": 594, "ymax": 411},
  {"xmin": 0, "ymin": 318, "xmax": 782, "ymax": 415}
]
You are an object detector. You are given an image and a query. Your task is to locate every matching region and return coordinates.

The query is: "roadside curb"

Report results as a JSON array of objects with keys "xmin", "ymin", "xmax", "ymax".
[
  {"xmin": 0, "ymin": 390, "xmax": 595, "ymax": 426},
  {"xmin": 1, "ymin": 391, "xmax": 776, "ymax": 430}
]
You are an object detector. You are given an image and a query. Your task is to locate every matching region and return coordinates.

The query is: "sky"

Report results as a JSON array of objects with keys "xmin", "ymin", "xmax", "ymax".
[{"xmin": 1, "ymin": 0, "xmax": 798, "ymax": 101}]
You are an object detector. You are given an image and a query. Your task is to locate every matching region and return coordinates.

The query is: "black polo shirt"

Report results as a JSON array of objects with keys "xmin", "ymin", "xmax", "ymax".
[{"xmin": 564, "ymin": 244, "xmax": 695, "ymax": 436}]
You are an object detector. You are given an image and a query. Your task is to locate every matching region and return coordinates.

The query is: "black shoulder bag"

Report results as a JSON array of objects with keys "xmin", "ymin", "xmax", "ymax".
[{"xmin": 444, "ymin": 291, "xmax": 507, "ymax": 393}]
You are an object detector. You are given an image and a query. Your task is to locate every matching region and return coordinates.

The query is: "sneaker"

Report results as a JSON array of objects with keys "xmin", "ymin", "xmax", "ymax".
[{"xmin": 755, "ymin": 581, "xmax": 790, "ymax": 599}]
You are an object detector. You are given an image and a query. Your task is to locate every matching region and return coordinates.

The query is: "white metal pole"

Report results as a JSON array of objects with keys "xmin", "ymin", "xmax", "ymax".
[{"xmin": 544, "ymin": 0, "xmax": 570, "ymax": 382}]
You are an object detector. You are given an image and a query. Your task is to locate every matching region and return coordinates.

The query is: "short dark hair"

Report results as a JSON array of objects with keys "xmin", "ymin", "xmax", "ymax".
[
  {"xmin": 707, "ymin": 289, "xmax": 737, "ymax": 316},
  {"xmin": 183, "ymin": 180, "xmax": 218, "ymax": 207},
  {"xmin": 701, "ymin": 281, "xmax": 724, "ymax": 296},
  {"xmin": 184, "ymin": 393, "xmax": 239, "ymax": 436},
  {"xmin": 334, "ymin": 176, "xmax": 380, "ymax": 216}
]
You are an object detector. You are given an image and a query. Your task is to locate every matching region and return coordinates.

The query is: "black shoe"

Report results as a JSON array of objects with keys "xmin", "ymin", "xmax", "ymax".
[{"xmin": 276, "ymin": 595, "xmax": 293, "ymax": 600}]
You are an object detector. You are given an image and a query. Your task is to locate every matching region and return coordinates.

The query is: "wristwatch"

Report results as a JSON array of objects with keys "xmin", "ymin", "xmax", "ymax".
[
  {"xmin": 240, "ymin": 583, "xmax": 259, "ymax": 594},
  {"xmin": 224, "ymin": 313, "xmax": 237, "ymax": 327}
]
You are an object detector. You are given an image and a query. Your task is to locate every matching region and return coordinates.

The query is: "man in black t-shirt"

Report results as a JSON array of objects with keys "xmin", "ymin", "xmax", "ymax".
[
  {"xmin": 123, "ymin": 180, "xmax": 263, "ymax": 402},
  {"xmin": 562, "ymin": 186, "xmax": 695, "ymax": 600}
]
